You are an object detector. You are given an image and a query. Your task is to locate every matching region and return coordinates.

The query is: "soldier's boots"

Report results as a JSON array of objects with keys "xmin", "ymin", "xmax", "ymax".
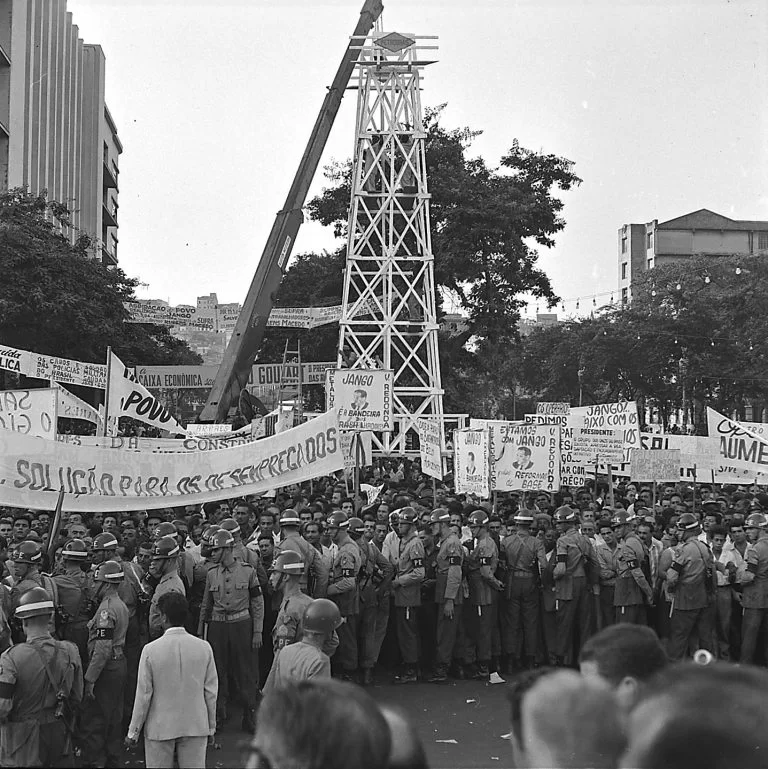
[
  {"xmin": 394, "ymin": 666, "xmax": 418, "ymax": 684},
  {"xmin": 473, "ymin": 662, "xmax": 490, "ymax": 681},
  {"xmin": 426, "ymin": 665, "xmax": 448, "ymax": 683},
  {"xmin": 451, "ymin": 661, "xmax": 466, "ymax": 680},
  {"xmin": 361, "ymin": 668, "xmax": 374, "ymax": 686}
]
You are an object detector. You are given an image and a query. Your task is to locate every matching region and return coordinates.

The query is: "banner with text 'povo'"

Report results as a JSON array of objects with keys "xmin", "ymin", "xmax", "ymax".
[{"xmin": 0, "ymin": 409, "xmax": 344, "ymax": 512}]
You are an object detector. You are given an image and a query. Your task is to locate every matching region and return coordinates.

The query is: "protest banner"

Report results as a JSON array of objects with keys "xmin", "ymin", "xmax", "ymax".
[
  {"xmin": 739, "ymin": 421, "xmax": 768, "ymax": 438},
  {"xmin": 470, "ymin": 418, "xmax": 525, "ymax": 430},
  {"xmin": 0, "ymin": 343, "xmax": 106, "ymax": 389},
  {"xmin": 417, "ymin": 417, "xmax": 444, "ymax": 480},
  {"xmin": 326, "ymin": 369, "xmax": 393, "ymax": 431},
  {"xmin": 630, "ymin": 448, "xmax": 682, "ymax": 483},
  {"xmin": 706, "ymin": 407, "xmax": 768, "ymax": 477},
  {"xmin": 186, "ymin": 423, "xmax": 232, "ymax": 437},
  {"xmin": 0, "ymin": 410, "xmax": 344, "ymax": 512},
  {"xmin": 0, "ymin": 389, "xmax": 57, "ymax": 438},
  {"xmin": 570, "ymin": 402, "xmax": 640, "ymax": 474},
  {"xmin": 106, "ymin": 351, "xmax": 187, "ymax": 436},
  {"xmin": 53, "ymin": 384, "xmax": 101, "ymax": 425},
  {"xmin": 639, "ymin": 433, "xmax": 718, "ymax": 481},
  {"xmin": 454, "ymin": 429, "xmax": 490, "ymax": 497},
  {"xmin": 536, "ymin": 402, "xmax": 570, "ymax": 416},
  {"xmin": 572, "ymin": 426, "xmax": 625, "ymax": 464},
  {"xmin": 560, "ymin": 421, "xmax": 590, "ymax": 487},
  {"xmin": 488, "ymin": 422, "xmax": 560, "ymax": 492},
  {"xmin": 525, "ymin": 413, "xmax": 568, "ymax": 427},
  {"xmin": 340, "ymin": 431, "xmax": 373, "ymax": 470}
]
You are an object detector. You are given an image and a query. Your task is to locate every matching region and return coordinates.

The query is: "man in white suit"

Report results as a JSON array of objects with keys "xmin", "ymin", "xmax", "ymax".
[{"xmin": 125, "ymin": 592, "xmax": 217, "ymax": 768}]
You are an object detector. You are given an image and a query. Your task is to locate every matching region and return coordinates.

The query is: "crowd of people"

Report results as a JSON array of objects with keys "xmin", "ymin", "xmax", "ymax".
[{"xmin": 0, "ymin": 455, "xmax": 767, "ymax": 767}]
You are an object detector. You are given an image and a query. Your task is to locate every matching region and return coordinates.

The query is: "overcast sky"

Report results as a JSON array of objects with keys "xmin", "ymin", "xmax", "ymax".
[{"xmin": 68, "ymin": 0, "xmax": 767, "ymax": 317}]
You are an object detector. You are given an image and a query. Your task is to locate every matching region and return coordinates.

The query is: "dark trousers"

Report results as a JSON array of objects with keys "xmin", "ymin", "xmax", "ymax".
[
  {"xmin": 502, "ymin": 577, "xmax": 540, "ymax": 659},
  {"xmin": 714, "ymin": 587, "xmax": 732, "ymax": 660},
  {"xmin": 370, "ymin": 594, "xmax": 391, "ymax": 668},
  {"xmin": 395, "ymin": 605, "xmax": 419, "ymax": 665},
  {"xmin": 40, "ymin": 721, "xmax": 72, "ymax": 768},
  {"xmin": 335, "ymin": 613, "xmax": 359, "ymax": 671},
  {"xmin": 615, "ymin": 604, "xmax": 647, "ymax": 625},
  {"xmin": 359, "ymin": 602, "xmax": 378, "ymax": 669},
  {"xmin": 598, "ymin": 585, "xmax": 615, "ymax": 632},
  {"xmin": 741, "ymin": 607, "xmax": 768, "ymax": 665},
  {"xmin": 465, "ymin": 604, "xmax": 493, "ymax": 664},
  {"xmin": 668, "ymin": 605, "xmax": 714, "ymax": 661},
  {"xmin": 123, "ymin": 614, "xmax": 141, "ymax": 729},
  {"xmin": 555, "ymin": 577, "xmax": 593, "ymax": 663},
  {"xmin": 435, "ymin": 603, "xmax": 460, "ymax": 667},
  {"xmin": 418, "ymin": 601, "xmax": 438, "ymax": 670},
  {"xmin": 208, "ymin": 619, "xmax": 259, "ymax": 719},
  {"xmin": 80, "ymin": 656, "xmax": 127, "ymax": 767}
]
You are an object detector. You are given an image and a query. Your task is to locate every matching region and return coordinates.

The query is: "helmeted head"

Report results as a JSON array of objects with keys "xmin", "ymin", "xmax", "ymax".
[
  {"xmin": 200, "ymin": 524, "xmax": 221, "ymax": 559},
  {"xmin": 513, "ymin": 510, "xmax": 534, "ymax": 527},
  {"xmin": 269, "ymin": 549, "xmax": 304, "ymax": 592},
  {"xmin": 219, "ymin": 517, "xmax": 241, "ymax": 541},
  {"xmin": 554, "ymin": 505, "xmax": 578, "ymax": 532},
  {"xmin": 745, "ymin": 512, "xmax": 768, "ymax": 543},
  {"xmin": 11, "ymin": 540, "xmax": 42, "ymax": 580},
  {"xmin": 468, "ymin": 510, "xmax": 489, "ymax": 536},
  {"xmin": 347, "ymin": 517, "xmax": 365, "ymax": 540},
  {"xmin": 611, "ymin": 511, "xmax": 630, "ymax": 537},
  {"xmin": 279, "ymin": 509, "xmax": 301, "ymax": 529},
  {"xmin": 61, "ymin": 539, "xmax": 89, "ymax": 564},
  {"xmin": 676, "ymin": 512, "xmax": 701, "ymax": 538},
  {"xmin": 396, "ymin": 507, "xmax": 417, "ymax": 537},
  {"xmin": 91, "ymin": 532, "xmax": 119, "ymax": 564},
  {"xmin": 209, "ymin": 529, "xmax": 235, "ymax": 563},
  {"xmin": 325, "ymin": 512, "xmax": 349, "ymax": 544},
  {"xmin": 153, "ymin": 521, "xmax": 177, "ymax": 541},
  {"xmin": 430, "ymin": 509, "xmax": 446, "ymax": 537},
  {"xmin": 15, "ymin": 586, "xmax": 54, "ymax": 625},
  {"xmin": 150, "ymin": 535, "xmax": 180, "ymax": 575},
  {"xmin": 302, "ymin": 598, "xmax": 342, "ymax": 637},
  {"xmin": 92, "ymin": 559, "xmax": 124, "ymax": 599}
]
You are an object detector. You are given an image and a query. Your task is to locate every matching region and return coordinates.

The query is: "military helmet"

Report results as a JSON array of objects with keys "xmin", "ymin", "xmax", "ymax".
[
  {"xmin": 745, "ymin": 512, "xmax": 768, "ymax": 529},
  {"xmin": 347, "ymin": 517, "xmax": 365, "ymax": 536},
  {"xmin": 554, "ymin": 505, "xmax": 578, "ymax": 523},
  {"xmin": 210, "ymin": 530, "xmax": 235, "ymax": 550},
  {"xmin": 15, "ymin": 586, "xmax": 54, "ymax": 619},
  {"xmin": 151, "ymin": 535, "xmax": 180, "ymax": 559},
  {"xmin": 92, "ymin": 532, "xmax": 119, "ymax": 552},
  {"xmin": 279, "ymin": 509, "xmax": 301, "ymax": 527},
  {"xmin": 468, "ymin": 510, "xmax": 489, "ymax": 527},
  {"xmin": 153, "ymin": 521, "xmax": 177, "ymax": 539},
  {"xmin": 272, "ymin": 549, "xmax": 305, "ymax": 575},
  {"xmin": 61, "ymin": 539, "xmax": 89, "ymax": 560},
  {"xmin": 302, "ymin": 598, "xmax": 342, "ymax": 635},
  {"xmin": 219, "ymin": 517, "xmax": 241, "ymax": 535},
  {"xmin": 610, "ymin": 511, "xmax": 630, "ymax": 528},
  {"xmin": 513, "ymin": 510, "xmax": 534, "ymax": 524},
  {"xmin": 397, "ymin": 507, "xmax": 418, "ymax": 525},
  {"xmin": 432, "ymin": 509, "xmax": 451, "ymax": 524},
  {"xmin": 12, "ymin": 540, "xmax": 42, "ymax": 564},
  {"xmin": 93, "ymin": 559, "xmax": 124, "ymax": 583},
  {"xmin": 677, "ymin": 512, "xmax": 700, "ymax": 531},
  {"xmin": 200, "ymin": 524, "xmax": 221, "ymax": 557},
  {"xmin": 326, "ymin": 511, "xmax": 349, "ymax": 530}
]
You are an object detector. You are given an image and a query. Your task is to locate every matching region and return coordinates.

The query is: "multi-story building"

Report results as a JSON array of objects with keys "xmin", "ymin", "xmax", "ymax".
[
  {"xmin": 0, "ymin": 0, "xmax": 122, "ymax": 265},
  {"xmin": 518, "ymin": 313, "xmax": 559, "ymax": 337},
  {"xmin": 619, "ymin": 209, "xmax": 768, "ymax": 303}
]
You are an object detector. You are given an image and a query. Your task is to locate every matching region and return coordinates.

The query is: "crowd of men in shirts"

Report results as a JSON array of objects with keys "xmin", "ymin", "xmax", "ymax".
[{"xmin": 1, "ymin": 456, "xmax": 768, "ymax": 766}]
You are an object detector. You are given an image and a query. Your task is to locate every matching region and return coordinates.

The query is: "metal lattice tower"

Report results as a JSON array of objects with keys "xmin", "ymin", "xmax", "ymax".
[{"xmin": 337, "ymin": 25, "xmax": 444, "ymax": 456}]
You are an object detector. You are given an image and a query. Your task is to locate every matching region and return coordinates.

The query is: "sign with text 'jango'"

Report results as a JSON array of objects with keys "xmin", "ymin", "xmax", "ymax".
[{"xmin": 326, "ymin": 369, "xmax": 393, "ymax": 432}]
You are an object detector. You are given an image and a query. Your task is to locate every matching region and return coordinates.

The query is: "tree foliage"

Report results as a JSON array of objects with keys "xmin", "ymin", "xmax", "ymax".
[{"xmin": 0, "ymin": 189, "xmax": 201, "ymax": 373}]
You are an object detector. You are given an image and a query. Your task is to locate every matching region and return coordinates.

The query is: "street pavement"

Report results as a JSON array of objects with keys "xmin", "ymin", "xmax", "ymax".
[{"xmin": 121, "ymin": 676, "xmax": 512, "ymax": 769}]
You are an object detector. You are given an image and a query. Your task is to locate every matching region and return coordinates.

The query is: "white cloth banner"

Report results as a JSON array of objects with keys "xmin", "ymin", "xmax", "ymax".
[
  {"xmin": 570, "ymin": 402, "xmax": 640, "ymax": 474},
  {"xmin": 453, "ymin": 429, "xmax": 490, "ymax": 497},
  {"xmin": 0, "ymin": 343, "xmax": 106, "ymax": 389},
  {"xmin": 629, "ymin": 448, "xmax": 682, "ymax": 483},
  {"xmin": 0, "ymin": 389, "xmax": 57, "ymax": 438},
  {"xmin": 417, "ymin": 418, "xmax": 444, "ymax": 480},
  {"xmin": 707, "ymin": 408, "xmax": 768, "ymax": 478},
  {"xmin": 0, "ymin": 410, "xmax": 344, "ymax": 512},
  {"xmin": 488, "ymin": 422, "xmax": 560, "ymax": 492},
  {"xmin": 639, "ymin": 433, "xmax": 719, "ymax": 481},
  {"xmin": 54, "ymin": 384, "xmax": 101, "ymax": 425},
  {"xmin": 107, "ymin": 351, "xmax": 187, "ymax": 436}
]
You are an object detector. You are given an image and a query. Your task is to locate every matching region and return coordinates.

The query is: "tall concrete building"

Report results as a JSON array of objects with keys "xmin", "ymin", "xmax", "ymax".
[
  {"xmin": 0, "ymin": 0, "xmax": 122, "ymax": 265},
  {"xmin": 619, "ymin": 209, "xmax": 768, "ymax": 303}
]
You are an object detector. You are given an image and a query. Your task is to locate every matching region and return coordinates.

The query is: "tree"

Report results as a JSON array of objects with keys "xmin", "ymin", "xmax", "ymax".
[{"xmin": 0, "ymin": 189, "xmax": 201, "ymax": 382}]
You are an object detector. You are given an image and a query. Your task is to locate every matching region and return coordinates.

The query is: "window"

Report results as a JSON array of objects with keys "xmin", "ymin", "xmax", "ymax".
[
  {"xmin": 622, "ymin": 288, "xmax": 628, "ymax": 304},
  {"xmin": 647, "ymin": 231, "xmax": 653, "ymax": 249},
  {"xmin": 759, "ymin": 232, "xmax": 768, "ymax": 250},
  {"xmin": 647, "ymin": 258, "xmax": 653, "ymax": 270},
  {"xmin": 621, "ymin": 237, "xmax": 627, "ymax": 254},
  {"xmin": 621, "ymin": 262, "xmax": 627, "ymax": 280}
]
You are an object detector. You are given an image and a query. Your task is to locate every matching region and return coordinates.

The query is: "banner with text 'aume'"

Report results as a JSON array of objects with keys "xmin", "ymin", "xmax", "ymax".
[
  {"xmin": 706, "ymin": 408, "xmax": 768, "ymax": 478},
  {"xmin": 0, "ymin": 410, "xmax": 344, "ymax": 512}
]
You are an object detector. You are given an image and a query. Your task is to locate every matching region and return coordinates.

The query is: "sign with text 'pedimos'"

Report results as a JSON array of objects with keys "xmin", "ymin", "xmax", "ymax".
[{"xmin": 326, "ymin": 369, "xmax": 393, "ymax": 432}]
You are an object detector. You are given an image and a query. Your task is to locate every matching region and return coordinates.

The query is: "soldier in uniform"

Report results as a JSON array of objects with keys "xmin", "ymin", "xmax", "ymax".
[
  {"xmin": 348, "ymin": 517, "xmax": 393, "ymax": 685},
  {"xmin": 427, "ymin": 510, "xmax": 464, "ymax": 683},
  {"xmin": 52, "ymin": 539, "xmax": 91, "ymax": 668},
  {"xmin": 80, "ymin": 560, "xmax": 129, "ymax": 769},
  {"xmin": 552, "ymin": 506, "xmax": 600, "ymax": 666},
  {"xmin": 739, "ymin": 512, "xmax": 768, "ymax": 665},
  {"xmin": 612, "ymin": 512, "xmax": 654, "ymax": 625},
  {"xmin": 392, "ymin": 507, "xmax": 425, "ymax": 684},
  {"xmin": 220, "ymin": 517, "xmax": 268, "ymax": 589},
  {"xmin": 666, "ymin": 512, "xmax": 716, "ymax": 661},
  {"xmin": 198, "ymin": 530, "xmax": 263, "ymax": 734},
  {"xmin": 145, "ymin": 535, "xmax": 186, "ymax": 641},
  {"xmin": 275, "ymin": 510, "xmax": 328, "ymax": 598},
  {"xmin": 325, "ymin": 512, "xmax": 361, "ymax": 682},
  {"xmin": 9, "ymin": 541, "xmax": 52, "ymax": 645},
  {"xmin": 500, "ymin": 510, "xmax": 547, "ymax": 673},
  {"xmin": 464, "ymin": 511, "xmax": 504, "ymax": 680},
  {"xmin": 0, "ymin": 587, "xmax": 82, "ymax": 768}
]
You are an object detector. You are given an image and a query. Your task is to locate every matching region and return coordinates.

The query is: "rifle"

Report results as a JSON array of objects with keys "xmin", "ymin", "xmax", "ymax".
[{"xmin": 44, "ymin": 489, "xmax": 66, "ymax": 570}]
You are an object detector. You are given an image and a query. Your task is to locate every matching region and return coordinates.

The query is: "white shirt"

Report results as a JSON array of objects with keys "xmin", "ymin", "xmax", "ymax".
[{"xmin": 382, "ymin": 531, "xmax": 400, "ymax": 564}]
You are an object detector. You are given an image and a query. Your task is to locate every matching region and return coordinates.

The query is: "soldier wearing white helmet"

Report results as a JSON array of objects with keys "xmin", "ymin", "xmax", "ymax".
[
  {"xmin": 740, "ymin": 512, "xmax": 768, "ymax": 664},
  {"xmin": 274, "ymin": 509, "xmax": 328, "ymax": 598}
]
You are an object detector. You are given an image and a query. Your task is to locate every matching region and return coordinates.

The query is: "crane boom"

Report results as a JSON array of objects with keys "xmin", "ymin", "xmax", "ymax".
[{"xmin": 199, "ymin": 0, "xmax": 384, "ymax": 424}]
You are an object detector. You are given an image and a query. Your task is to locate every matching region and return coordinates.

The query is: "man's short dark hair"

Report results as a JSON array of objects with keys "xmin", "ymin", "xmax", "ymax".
[
  {"xmin": 579, "ymin": 624, "xmax": 667, "ymax": 686},
  {"xmin": 157, "ymin": 591, "xmax": 188, "ymax": 627},
  {"xmin": 710, "ymin": 524, "xmax": 728, "ymax": 538}
]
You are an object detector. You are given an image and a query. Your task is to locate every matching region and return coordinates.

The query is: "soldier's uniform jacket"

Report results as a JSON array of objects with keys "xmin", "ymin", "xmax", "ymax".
[
  {"xmin": 85, "ymin": 594, "xmax": 129, "ymax": 685},
  {"xmin": 10, "ymin": 573, "xmax": 54, "ymax": 643},
  {"xmin": 233, "ymin": 541, "xmax": 268, "ymax": 588},
  {"xmin": 272, "ymin": 592, "xmax": 312, "ymax": 652},
  {"xmin": 0, "ymin": 636, "xmax": 83, "ymax": 767},
  {"xmin": 276, "ymin": 533, "xmax": 329, "ymax": 598},
  {"xmin": 466, "ymin": 536, "xmax": 499, "ymax": 606},
  {"xmin": 53, "ymin": 568, "xmax": 92, "ymax": 631},
  {"xmin": 421, "ymin": 546, "xmax": 438, "ymax": 604},
  {"xmin": 327, "ymin": 539, "xmax": 362, "ymax": 616},
  {"xmin": 500, "ymin": 531, "xmax": 546, "ymax": 588},
  {"xmin": 358, "ymin": 540, "xmax": 393, "ymax": 607},
  {"xmin": 554, "ymin": 528, "xmax": 599, "ymax": 601},
  {"xmin": 743, "ymin": 537, "xmax": 768, "ymax": 609},
  {"xmin": 435, "ymin": 533, "xmax": 464, "ymax": 605},
  {"xmin": 200, "ymin": 559, "xmax": 264, "ymax": 632},
  {"xmin": 666, "ymin": 537, "xmax": 715, "ymax": 610},
  {"xmin": 148, "ymin": 571, "xmax": 186, "ymax": 641},
  {"xmin": 614, "ymin": 534, "xmax": 652, "ymax": 607},
  {"xmin": 393, "ymin": 531, "xmax": 425, "ymax": 608}
]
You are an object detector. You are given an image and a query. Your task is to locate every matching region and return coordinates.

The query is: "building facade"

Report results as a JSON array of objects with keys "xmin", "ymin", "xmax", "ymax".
[
  {"xmin": 619, "ymin": 209, "xmax": 768, "ymax": 303},
  {"xmin": 0, "ymin": 0, "xmax": 121, "ymax": 265}
]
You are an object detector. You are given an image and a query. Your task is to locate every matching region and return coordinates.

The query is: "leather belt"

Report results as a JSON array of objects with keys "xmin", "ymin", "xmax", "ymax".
[
  {"xmin": 211, "ymin": 609, "xmax": 250, "ymax": 623},
  {"xmin": 510, "ymin": 571, "xmax": 534, "ymax": 577}
]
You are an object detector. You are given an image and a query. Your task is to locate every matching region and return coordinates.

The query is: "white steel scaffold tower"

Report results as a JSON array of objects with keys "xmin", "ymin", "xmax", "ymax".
[{"xmin": 337, "ymin": 24, "xmax": 444, "ymax": 456}]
